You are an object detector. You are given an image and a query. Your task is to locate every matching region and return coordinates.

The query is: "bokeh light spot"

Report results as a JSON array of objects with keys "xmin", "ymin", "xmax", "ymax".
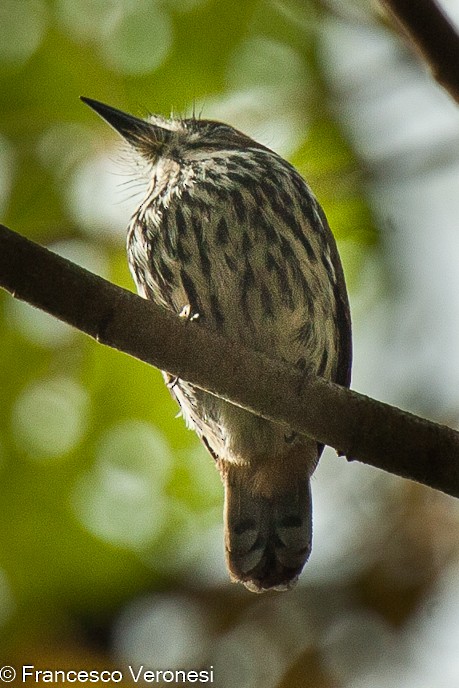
[
  {"xmin": 214, "ymin": 625, "xmax": 284, "ymax": 688},
  {"xmin": 100, "ymin": 3, "xmax": 173, "ymax": 75},
  {"xmin": 0, "ymin": 0, "xmax": 48, "ymax": 65},
  {"xmin": 227, "ymin": 35, "xmax": 307, "ymax": 91},
  {"xmin": 56, "ymin": 0, "xmax": 121, "ymax": 41},
  {"xmin": 37, "ymin": 123, "xmax": 96, "ymax": 178},
  {"xmin": 12, "ymin": 377, "xmax": 90, "ymax": 460},
  {"xmin": 196, "ymin": 37, "xmax": 309, "ymax": 155},
  {"xmin": 114, "ymin": 594, "xmax": 211, "ymax": 668},
  {"xmin": 73, "ymin": 420, "xmax": 172, "ymax": 548},
  {"xmin": 96, "ymin": 420, "xmax": 172, "ymax": 486},
  {"xmin": 68, "ymin": 153, "xmax": 139, "ymax": 243}
]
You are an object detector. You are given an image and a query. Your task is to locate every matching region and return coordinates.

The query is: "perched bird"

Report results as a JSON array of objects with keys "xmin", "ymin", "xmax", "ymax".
[{"xmin": 81, "ymin": 97, "xmax": 352, "ymax": 592}]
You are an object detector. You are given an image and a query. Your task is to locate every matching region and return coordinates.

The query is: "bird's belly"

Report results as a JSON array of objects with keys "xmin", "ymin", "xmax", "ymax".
[{"xmin": 128, "ymin": 201, "xmax": 340, "ymax": 464}]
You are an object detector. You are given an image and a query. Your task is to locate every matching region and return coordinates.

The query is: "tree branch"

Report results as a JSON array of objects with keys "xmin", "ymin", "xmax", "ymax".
[
  {"xmin": 381, "ymin": 0, "xmax": 459, "ymax": 104},
  {"xmin": 2, "ymin": 223, "xmax": 459, "ymax": 497}
]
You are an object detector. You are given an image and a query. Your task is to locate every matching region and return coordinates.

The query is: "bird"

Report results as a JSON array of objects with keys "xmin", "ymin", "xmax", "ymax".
[{"xmin": 81, "ymin": 96, "xmax": 352, "ymax": 592}]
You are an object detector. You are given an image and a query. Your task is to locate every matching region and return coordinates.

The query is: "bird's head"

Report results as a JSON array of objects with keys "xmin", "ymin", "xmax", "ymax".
[{"xmin": 80, "ymin": 97, "xmax": 261, "ymax": 165}]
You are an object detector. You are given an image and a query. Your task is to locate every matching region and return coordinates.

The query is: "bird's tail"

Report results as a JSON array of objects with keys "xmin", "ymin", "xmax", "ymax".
[{"xmin": 223, "ymin": 462, "xmax": 313, "ymax": 592}]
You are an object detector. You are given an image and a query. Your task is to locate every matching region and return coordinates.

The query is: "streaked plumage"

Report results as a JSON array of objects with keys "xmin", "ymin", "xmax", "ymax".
[{"xmin": 82, "ymin": 97, "xmax": 352, "ymax": 592}]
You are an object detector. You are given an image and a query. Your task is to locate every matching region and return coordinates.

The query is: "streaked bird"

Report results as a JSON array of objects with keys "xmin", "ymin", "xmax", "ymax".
[{"xmin": 81, "ymin": 96, "xmax": 352, "ymax": 592}]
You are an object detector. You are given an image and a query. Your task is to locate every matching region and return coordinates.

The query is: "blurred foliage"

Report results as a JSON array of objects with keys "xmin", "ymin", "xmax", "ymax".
[{"xmin": 5, "ymin": 0, "xmax": 444, "ymax": 684}]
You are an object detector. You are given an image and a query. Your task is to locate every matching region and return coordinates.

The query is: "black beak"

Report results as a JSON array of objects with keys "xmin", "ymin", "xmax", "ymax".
[{"xmin": 80, "ymin": 97, "xmax": 154, "ymax": 145}]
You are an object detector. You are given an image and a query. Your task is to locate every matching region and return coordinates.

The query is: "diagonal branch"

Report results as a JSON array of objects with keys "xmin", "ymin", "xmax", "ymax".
[
  {"xmin": 2, "ymin": 223, "xmax": 459, "ymax": 497},
  {"xmin": 381, "ymin": 0, "xmax": 459, "ymax": 104}
]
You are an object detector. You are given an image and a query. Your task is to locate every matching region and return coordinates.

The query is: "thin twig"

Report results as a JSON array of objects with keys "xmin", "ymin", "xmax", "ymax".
[{"xmin": 381, "ymin": 0, "xmax": 459, "ymax": 103}]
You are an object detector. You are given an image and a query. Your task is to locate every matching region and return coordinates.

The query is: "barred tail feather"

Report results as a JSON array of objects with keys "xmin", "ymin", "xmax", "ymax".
[{"xmin": 224, "ymin": 469, "xmax": 313, "ymax": 592}]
